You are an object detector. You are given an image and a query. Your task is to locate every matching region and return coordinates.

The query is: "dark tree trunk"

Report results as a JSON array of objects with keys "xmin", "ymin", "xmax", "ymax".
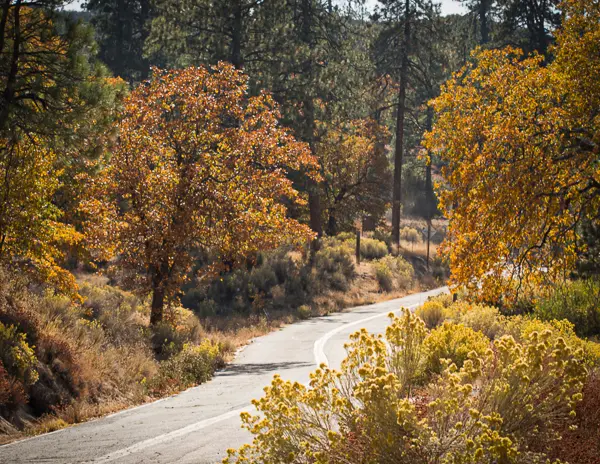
[
  {"xmin": 355, "ymin": 229, "xmax": 361, "ymax": 265},
  {"xmin": 139, "ymin": 0, "xmax": 152, "ymax": 80},
  {"xmin": 300, "ymin": 0, "xmax": 322, "ymax": 240},
  {"xmin": 479, "ymin": 0, "xmax": 490, "ymax": 44},
  {"xmin": 231, "ymin": 0, "xmax": 243, "ymax": 68},
  {"xmin": 150, "ymin": 285, "xmax": 165, "ymax": 325},
  {"xmin": 425, "ymin": 105, "xmax": 434, "ymax": 270},
  {"xmin": 0, "ymin": 0, "xmax": 21, "ymax": 131},
  {"xmin": 327, "ymin": 213, "xmax": 337, "ymax": 236},
  {"xmin": 392, "ymin": 0, "xmax": 410, "ymax": 249},
  {"xmin": 149, "ymin": 262, "xmax": 169, "ymax": 325}
]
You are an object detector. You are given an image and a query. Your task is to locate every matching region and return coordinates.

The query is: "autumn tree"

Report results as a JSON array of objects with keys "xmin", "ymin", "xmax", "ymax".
[
  {"xmin": 317, "ymin": 118, "xmax": 391, "ymax": 235},
  {"xmin": 82, "ymin": 64, "xmax": 318, "ymax": 325},
  {"xmin": 424, "ymin": 0, "xmax": 600, "ymax": 301},
  {"xmin": 0, "ymin": 2, "xmax": 124, "ymax": 292}
]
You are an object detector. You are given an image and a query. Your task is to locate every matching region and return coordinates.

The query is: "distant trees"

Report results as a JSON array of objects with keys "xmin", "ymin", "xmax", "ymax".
[
  {"xmin": 424, "ymin": 0, "xmax": 600, "ymax": 300},
  {"xmin": 82, "ymin": 64, "xmax": 318, "ymax": 324},
  {"xmin": 85, "ymin": 0, "xmax": 154, "ymax": 82},
  {"xmin": 317, "ymin": 119, "xmax": 391, "ymax": 235}
]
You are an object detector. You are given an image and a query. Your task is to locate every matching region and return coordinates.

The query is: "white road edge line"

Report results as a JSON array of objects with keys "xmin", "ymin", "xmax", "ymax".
[
  {"xmin": 30, "ymin": 289, "xmax": 444, "ymax": 463},
  {"xmin": 81, "ymin": 407, "xmax": 249, "ymax": 464},
  {"xmin": 313, "ymin": 303, "xmax": 419, "ymax": 367}
]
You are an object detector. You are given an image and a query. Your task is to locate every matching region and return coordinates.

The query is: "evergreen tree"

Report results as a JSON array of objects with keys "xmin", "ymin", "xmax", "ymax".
[{"xmin": 85, "ymin": 0, "xmax": 153, "ymax": 82}]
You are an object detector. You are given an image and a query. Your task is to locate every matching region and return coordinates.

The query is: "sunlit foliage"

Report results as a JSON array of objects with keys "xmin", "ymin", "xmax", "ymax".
[
  {"xmin": 82, "ymin": 63, "xmax": 318, "ymax": 323},
  {"xmin": 424, "ymin": 0, "xmax": 600, "ymax": 301},
  {"xmin": 225, "ymin": 309, "xmax": 588, "ymax": 463}
]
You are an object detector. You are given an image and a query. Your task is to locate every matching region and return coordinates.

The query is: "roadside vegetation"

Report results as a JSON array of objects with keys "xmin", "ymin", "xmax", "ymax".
[
  {"xmin": 225, "ymin": 304, "xmax": 599, "ymax": 464},
  {"xmin": 0, "ymin": 0, "xmax": 598, "ymax": 458}
]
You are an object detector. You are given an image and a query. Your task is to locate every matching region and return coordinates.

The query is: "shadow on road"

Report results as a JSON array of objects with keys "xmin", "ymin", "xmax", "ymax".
[{"xmin": 217, "ymin": 361, "xmax": 313, "ymax": 377}]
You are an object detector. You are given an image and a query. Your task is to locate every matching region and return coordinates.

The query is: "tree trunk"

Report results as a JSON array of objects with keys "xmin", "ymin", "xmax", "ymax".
[
  {"xmin": 425, "ymin": 105, "xmax": 434, "ymax": 270},
  {"xmin": 231, "ymin": 0, "xmax": 243, "ymax": 68},
  {"xmin": 327, "ymin": 212, "xmax": 337, "ymax": 236},
  {"xmin": 300, "ymin": 0, "xmax": 323, "ymax": 240},
  {"xmin": 392, "ymin": 0, "xmax": 411, "ymax": 249},
  {"xmin": 139, "ymin": 0, "xmax": 152, "ymax": 80},
  {"xmin": 0, "ymin": 0, "xmax": 21, "ymax": 131},
  {"xmin": 150, "ymin": 285, "xmax": 165, "ymax": 325},
  {"xmin": 149, "ymin": 263, "xmax": 169, "ymax": 325},
  {"xmin": 355, "ymin": 229, "xmax": 361, "ymax": 265},
  {"xmin": 479, "ymin": 0, "xmax": 490, "ymax": 45}
]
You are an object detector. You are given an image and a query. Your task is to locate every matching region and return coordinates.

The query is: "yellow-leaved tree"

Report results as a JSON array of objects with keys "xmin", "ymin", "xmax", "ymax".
[
  {"xmin": 424, "ymin": 0, "xmax": 600, "ymax": 301},
  {"xmin": 0, "ymin": 5, "xmax": 125, "ymax": 295},
  {"xmin": 82, "ymin": 63, "xmax": 319, "ymax": 324}
]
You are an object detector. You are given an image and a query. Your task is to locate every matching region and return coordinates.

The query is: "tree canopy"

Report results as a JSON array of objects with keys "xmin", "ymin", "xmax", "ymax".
[
  {"xmin": 82, "ymin": 63, "xmax": 318, "ymax": 323},
  {"xmin": 424, "ymin": 0, "xmax": 600, "ymax": 301}
]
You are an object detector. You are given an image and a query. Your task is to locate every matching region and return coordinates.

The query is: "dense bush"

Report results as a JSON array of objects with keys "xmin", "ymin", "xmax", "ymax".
[
  {"xmin": 226, "ymin": 309, "xmax": 589, "ymax": 463},
  {"xmin": 150, "ymin": 341, "xmax": 224, "ymax": 394},
  {"xmin": 533, "ymin": 279, "xmax": 600, "ymax": 337},
  {"xmin": 182, "ymin": 243, "xmax": 360, "ymax": 319},
  {"xmin": 424, "ymin": 321, "xmax": 489, "ymax": 374},
  {"xmin": 359, "ymin": 238, "xmax": 388, "ymax": 260},
  {"xmin": 374, "ymin": 255, "xmax": 414, "ymax": 292},
  {"xmin": 416, "ymin": 300, "xmax": 444, "ymax": 328}
]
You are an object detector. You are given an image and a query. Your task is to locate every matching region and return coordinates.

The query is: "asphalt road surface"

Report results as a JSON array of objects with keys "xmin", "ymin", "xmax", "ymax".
[{"xmin": 0, "ymin": 287, "xmax": 447, "ymax": 464}]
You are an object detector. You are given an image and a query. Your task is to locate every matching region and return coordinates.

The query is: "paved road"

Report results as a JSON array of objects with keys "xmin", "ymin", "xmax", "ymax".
[{"xmin": 0, "ymin": 287, "xmax": 446, "ymax": 464}]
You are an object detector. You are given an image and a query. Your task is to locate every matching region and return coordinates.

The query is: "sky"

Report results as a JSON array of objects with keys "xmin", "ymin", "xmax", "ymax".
[{"xmin": 66, "ymin": 0, "xmax": 467, "ymax": 17}]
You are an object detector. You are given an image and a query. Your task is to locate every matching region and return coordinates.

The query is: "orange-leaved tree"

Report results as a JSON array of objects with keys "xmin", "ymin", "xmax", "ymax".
[
  {"xmin": 424, "ymin": 0, "xmax": 600, "ymax": 302},
  {"xmin": 82, "ymin": 63, "xmax": 318, "ymax": 324}
]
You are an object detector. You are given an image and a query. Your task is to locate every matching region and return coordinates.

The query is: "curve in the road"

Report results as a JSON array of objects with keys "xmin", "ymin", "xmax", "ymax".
[
  {"xmin": 313, "ymin": 302, "xmax": 419, "ymax": 366},
  {"xmin": 0, "ymin": 286, "xmax": 447, "ymax": 464}
]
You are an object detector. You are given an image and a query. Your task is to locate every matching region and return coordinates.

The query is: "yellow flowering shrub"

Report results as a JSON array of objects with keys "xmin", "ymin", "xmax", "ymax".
[
  {"xmin": 225, "ymin": 309, "xmax": 589, "ymax": 463},
  {"xmin": 416, "ymin": 300, "xmax": 445, "ymax": 328},
  {"xmin": 0, "ymin": 322, "xmax": 38, "ymax": 385},
  {"xmin": 424, "ymin": 322, "xmax": 490, "ymax": 374}
]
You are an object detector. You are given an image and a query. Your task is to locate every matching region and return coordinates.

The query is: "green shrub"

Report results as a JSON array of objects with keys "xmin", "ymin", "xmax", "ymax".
[
  {"xmin": 374, "ymin": 260, "xmax": 394, "ymax": 292},
  {"xmin": 296, "ymin": 305, "xmax": 311, "ymax": 320},
  {"xmin": 457, "ymin": 303, "xmax": 505, "ymax": 339},
  {"xmin": 225, "ymin": 313, "xmax": 589, "ymax": 464},
  {"xmin": 533, "ymin": 279, "xmax": 600, "ymax": 337},
  {"xmin": 416, "ymin": 301, "xmax": 445, "ymax": 328},
  {"xmin": 374, "ymin": 255, "xmax": 415, "ymax": 292},
  {"xmin": 0, "ymin": 322, "xmax": 38, "ymax": 386},
  {"xmin": 314, "ymin": 245, "xmax": 355, "ymax": 291},
  {"xmin": 249, "ymin": 264, "xmax": 278, "ymax": 296},
  {"xmin": 360, "ymin": 238, "xmax": 389, "ymax": 260},
  {"xmin": 424, "ymin": 322, "xmax": 489, "ymax": 374},
  {"xmin": 152, "ymin": 341, "xmax": 224, "ymax": 393}
]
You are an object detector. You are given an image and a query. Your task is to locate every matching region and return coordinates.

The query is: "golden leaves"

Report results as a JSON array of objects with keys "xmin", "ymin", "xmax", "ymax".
[
  {"xmin": 83, "ymin": 63, "xmax": 317, "ymax": 303},
  {"xmin": 424, "ymin": 0, "xmax": 600, "ymax": 301}
]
